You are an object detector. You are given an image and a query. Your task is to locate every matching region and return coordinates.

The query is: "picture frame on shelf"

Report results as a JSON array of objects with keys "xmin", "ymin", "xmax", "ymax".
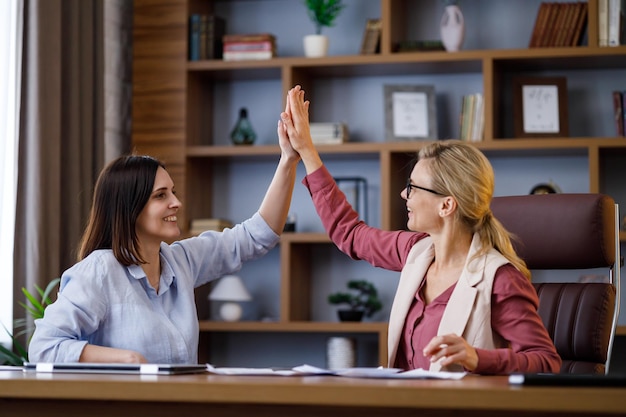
[
  {"xmin": 513, "ymin": 76, "xmax": 569, "ymax": 138},
  {"xmin": 384, "ymin": 85, "xmax": 437, "ymax": 141}
]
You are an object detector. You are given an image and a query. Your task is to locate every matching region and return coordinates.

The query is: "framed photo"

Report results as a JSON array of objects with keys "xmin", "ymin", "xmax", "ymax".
[
  {"xmin": 513, "ymin": 77, "xmax": 568, "ymax": 138},
  {"xmin": 384, "ymin": 85, "xmax": 437, "ymax": 141}
]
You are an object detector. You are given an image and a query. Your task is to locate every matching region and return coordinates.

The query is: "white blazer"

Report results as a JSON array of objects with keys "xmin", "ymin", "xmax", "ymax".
[{"xmin": 387, "ymin": 233, "xmax": 510, "ymax": 371}]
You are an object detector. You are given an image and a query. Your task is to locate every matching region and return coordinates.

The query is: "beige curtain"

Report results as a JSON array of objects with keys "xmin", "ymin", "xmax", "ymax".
[{"xmin": 13, "ymin": 0, "xmax": 106, "ymax": 341}]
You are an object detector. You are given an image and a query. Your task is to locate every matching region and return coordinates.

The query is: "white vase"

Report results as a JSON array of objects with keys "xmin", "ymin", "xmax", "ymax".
[
  {"xmin": 303, "ymin": 34, "xmax": 329, "ymax": 58},
  {"xmin": 440, "ymin": 5, "xmax": 465, "ymax": 52}
]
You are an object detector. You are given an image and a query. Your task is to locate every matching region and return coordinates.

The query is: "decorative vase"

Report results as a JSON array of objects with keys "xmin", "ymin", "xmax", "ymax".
[
  {"xmin": 337, "ymin": 310, "xmax": 364, "ymax": 322},
  {"xmin": 303, "ymin": 34, "xmax": 329, "ymax": 58},
  {"xmin": 326, "ymin": 336, "xmax": 356, "ymax": 370},
  {"xmin": 440, "ymin": 4, "xmax": 465, "ymax": 52},
  {"xmin": 230, "ymin": 107, "xmax": 256, "ymax": 145}
]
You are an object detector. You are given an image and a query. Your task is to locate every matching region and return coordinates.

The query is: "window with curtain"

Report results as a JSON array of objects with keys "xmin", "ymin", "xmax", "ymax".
[{"xmin": 0, "ymin": 0, "xmax": 22, "ymax": 346}]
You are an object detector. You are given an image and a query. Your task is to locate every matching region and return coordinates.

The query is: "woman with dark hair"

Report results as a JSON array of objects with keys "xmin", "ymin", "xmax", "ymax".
[
  {"xmin": 29, "ymin": 116, "xmax": 300, "ymax": 364},
  {"xmin": 279, "ymin": 85, "xmax": 560, "ymax": 375}
]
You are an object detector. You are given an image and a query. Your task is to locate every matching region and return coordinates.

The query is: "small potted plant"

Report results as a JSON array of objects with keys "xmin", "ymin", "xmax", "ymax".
[
  {"xmin": 303, "ymin": 0, "xmax": 345, "ymax": 57},
  {"xmin": 328, "ymin": 279, "xmax": 382, "ymax": 322}
]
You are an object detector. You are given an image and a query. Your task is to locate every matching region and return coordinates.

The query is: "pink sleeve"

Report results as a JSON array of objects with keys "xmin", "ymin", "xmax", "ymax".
[
  {"xmin": 474, "ymin": 264, "xmax": 562, "ymax": 374},
  {"xmin": 302, "ymin": 165, "xmax": 421, "ymax": 271}
]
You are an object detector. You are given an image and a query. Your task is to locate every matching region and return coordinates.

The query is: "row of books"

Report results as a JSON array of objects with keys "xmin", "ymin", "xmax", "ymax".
[
  {"xmin": 613, "ymin": 91, "xmax": 626, "ymax": 137},
  {"xmin": 459, "ymin": 93, "xmax": 484, "ymax": 143},
  {"xmin": 529, "ymin": 2, "xmax": 588, "ymax": 48},
  {"xmin": 598, "ymin": 0, "xmax": 626, "ymax": 46},
  {"xmin": 223, "ymin": 33, "xmax": 276, "ymax": 61},
  {"xmin": 189, "ymin": 14, "xmax": 226, "ymax": 61}
]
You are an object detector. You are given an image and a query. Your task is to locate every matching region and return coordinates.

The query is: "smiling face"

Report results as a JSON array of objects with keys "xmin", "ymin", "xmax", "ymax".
[
  {"xmin": 401, "ymin": 159, "xmax": 444, "ymax": 233},
  {"xmin": 135, "ymin": 167, "xmax": 181, "ymax": 248}
]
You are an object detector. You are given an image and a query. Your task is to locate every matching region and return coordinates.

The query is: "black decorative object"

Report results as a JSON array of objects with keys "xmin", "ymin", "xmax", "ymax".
[{"xmin": 230, "ymin": 107, "xmax": 256, "ymax": 145}]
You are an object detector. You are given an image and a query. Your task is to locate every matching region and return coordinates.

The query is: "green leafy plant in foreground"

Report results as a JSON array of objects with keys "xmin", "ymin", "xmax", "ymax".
[{"xmin": 0, "ymin": 278, "xmax": 60, "ymax": 365}]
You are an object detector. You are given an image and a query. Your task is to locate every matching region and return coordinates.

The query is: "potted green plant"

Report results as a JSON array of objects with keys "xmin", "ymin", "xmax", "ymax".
[
  {"xmin": 328, "ymin": 279, "xmax": 382, "ymax": 322},
  {"xmin": 0, "ymin": 278, "xmax": 60, "ymax": 365},
  {"xmin": 303, "ymin": 0, "xmax": 345, "ymax": 57}
]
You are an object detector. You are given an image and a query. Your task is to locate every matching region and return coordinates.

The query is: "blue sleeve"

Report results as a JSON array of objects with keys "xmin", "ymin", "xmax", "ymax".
[{"xmin": 166, "ymin": 212, "xmax": 280, "ymax": 287}]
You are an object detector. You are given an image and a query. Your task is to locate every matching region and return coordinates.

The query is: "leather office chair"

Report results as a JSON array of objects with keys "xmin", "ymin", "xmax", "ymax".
[{"xmin": 491, "ymin": 194, "xmax": 621, "ymax": 374}]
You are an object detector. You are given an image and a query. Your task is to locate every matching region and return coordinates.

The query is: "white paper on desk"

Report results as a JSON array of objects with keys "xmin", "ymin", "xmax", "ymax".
[
  {"xmin": 206, "ymin": 364, "xmax": 298, "ymax": 376},
  {"xmin": 206, "ymin": 364, "xmax": 465, "ymax": 380},
  {"xmin": 293, "ymin": 364, "xmax": 403, "ymax": 377},
  {"xmin": 391, "ymin": 368, "xmax": 466, "ymax": 380}
]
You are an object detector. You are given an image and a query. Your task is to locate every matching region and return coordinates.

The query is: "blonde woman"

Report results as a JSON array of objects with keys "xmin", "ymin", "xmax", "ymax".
[{"xmin": 279, "ymin": 85, "xmax": 560, "ymax": 374}]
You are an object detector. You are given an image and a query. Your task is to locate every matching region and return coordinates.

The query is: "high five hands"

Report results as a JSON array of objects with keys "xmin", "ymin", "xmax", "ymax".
[{"xmin": 278, "ymin": 85, "xmax": 323, "ymax": 174}]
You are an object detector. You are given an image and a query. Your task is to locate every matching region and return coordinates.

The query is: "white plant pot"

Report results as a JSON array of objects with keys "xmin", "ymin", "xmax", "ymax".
[{"xmin": 303, "ymin": 34, "xmax": 329, "ymax": 58}]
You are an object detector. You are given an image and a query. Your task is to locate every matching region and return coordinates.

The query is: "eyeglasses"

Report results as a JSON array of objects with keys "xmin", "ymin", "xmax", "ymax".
[{"xmin": 405, "ymin": 179, "xmax": 444, "ymax": 198}]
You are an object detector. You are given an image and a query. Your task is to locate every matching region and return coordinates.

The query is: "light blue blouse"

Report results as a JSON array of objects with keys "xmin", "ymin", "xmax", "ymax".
[{"xmin": 28, "ymin": 213, "xmax": 278, "ymax": 364}]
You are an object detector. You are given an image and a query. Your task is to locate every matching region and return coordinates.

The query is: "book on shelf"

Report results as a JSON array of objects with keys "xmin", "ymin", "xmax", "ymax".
[
  {"xmin": 224, "ymin": 40, "xmax": 274, "ymax": 52},
  {"xmin": 310, "ymin": 122, "xmax": 349, "ymax": 144},
  {"xmin": 190, "ymin": 218, "xmax": 233, "ymax": 235},
  {"xmin": 223, "ymin": 33, "xmax": 276, "ymax": 43},
  {"xmin": 540, "ymin": 2, "xmax": 560, "ymax": 47},
  {"xmin": 529, "ymin": 2, "xmax": 589, "ymax": 47},
  {"xmin": 223, "ymin": 50, "xmax": 275, "ymax": 61},
  {"xmin": 570, "ymin": 2, "xmax": 588, "ymax": 46},
  {"xmin": 459, "ymin": 93, "xmax": 484, "ymax": 142},
  {"xmin": 529, "ymin": 2, "xmax": 547, "ymax": 47},
  {"xmin": 549, "ymin": 3, "xmax": 567, "ymax": 46},
  {"xmin": 360, "ymin": 18, "xmax": 381, "ymax": 54},
  {"xmin": 608, "ymin": 0, "xmax": 625, "ymax": 46},
  {"xmin": 189, "ymin": 14, "xmax": 201, "ymax": 61},
  {"xmin": 222, "ymin": 33, "xmax": 276, "ymax": 61},
  {"xmin": 614, "ymin": 91, "xmax": 625, "ymax": 137},
  {"xmin": 599, "ymin": 0, "xmax": 609, "ymax": 46},
  {"xmin": 189, "ymin": 14, "xmax": 226, "ymax": 61},
  {"xmin": 556, "ymin": 2, "xmax": 576, "ymax": 46}
]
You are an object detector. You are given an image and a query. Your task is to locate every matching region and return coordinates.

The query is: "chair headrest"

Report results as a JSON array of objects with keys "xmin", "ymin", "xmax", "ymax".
[{"xmin": 491, "ymin": 194, "xmax": 616, "ymax": 269}]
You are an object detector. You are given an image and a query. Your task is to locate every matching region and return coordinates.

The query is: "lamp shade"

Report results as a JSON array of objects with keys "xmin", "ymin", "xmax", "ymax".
[{"xmin": 208, "ymin": 275, "xmax": 252, "ymax": 301}]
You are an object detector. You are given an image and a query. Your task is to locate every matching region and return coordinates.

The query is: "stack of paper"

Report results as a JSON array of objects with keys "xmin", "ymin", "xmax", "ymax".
[{"xmin": 206, "ymin": 363, "xmax": 466, "ymax": 379}]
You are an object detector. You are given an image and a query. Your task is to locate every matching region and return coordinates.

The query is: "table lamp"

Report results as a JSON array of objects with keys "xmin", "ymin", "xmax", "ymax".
[{"xmin": 208, "ymin": 275, "xmax": 252, "ymax": 321}]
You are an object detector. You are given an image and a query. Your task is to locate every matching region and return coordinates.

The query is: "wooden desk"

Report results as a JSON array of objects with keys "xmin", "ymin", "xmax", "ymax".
[{"xmin": 0, "ymin": 369, "xmax": 624, "ymax": 417}]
